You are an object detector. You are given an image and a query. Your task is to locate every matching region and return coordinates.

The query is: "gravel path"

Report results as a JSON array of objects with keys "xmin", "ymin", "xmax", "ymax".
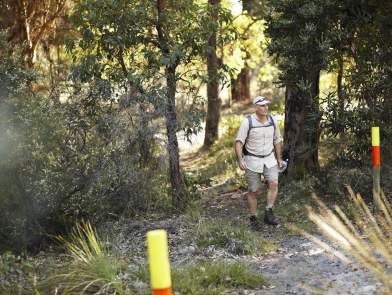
[
  {"xmin": 250, "ymin": 236, "xmax": 380, "ymax": 294},
  {"xmin": 113, "ymin": 211, "xmax": 381, "ymax": 294},
  {"xmin": 204, "ymin": 190, "xmax": 382, "ymax": 294},
  {"xmin": 173, "ymin": 112, "xmax": 385, "ymax": 294},
  {"xmin": 122, "ymin": 133, "xmax": 384, "ymax": 294}
]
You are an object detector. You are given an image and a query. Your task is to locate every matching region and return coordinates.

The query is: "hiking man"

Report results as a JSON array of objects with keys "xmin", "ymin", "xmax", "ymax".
[{"xmin": 235, "ymin": 96, "xmax": 283, "ymax": 228}]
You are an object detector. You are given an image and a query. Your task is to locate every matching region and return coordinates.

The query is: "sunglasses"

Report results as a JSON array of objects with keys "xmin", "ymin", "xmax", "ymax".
[{"xmin": 255, "ymin": 98, "xmax": 269, "ymax": 105}]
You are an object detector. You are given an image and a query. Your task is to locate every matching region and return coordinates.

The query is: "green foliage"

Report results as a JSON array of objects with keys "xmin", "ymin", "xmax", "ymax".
[
  {"xmin": 265, "ymin": 1, "xmax": 338, "ymax": 171},
  {"xmin": 266, "ymin": 0, "xmax": 336, "ymax": 84},
  {"xmin": 0, "ymin": 34, "xmax": 42, "ymax": 250},
  {"xmin": 0, "ymin": 253, "xmax": 32, "ymax": 274},
  {"xmin": 267, "ymin": 0, "xmax": 392, "ymax": 166},
  {"xmin": 192, "ymin": 218, "xmax": 277, "ymax": 255},
  {"xmin": 183, "ymin": 200, "xmax": 204, "ymax": 223},
  {"xmin": 69, "ymin": 0, "xmax": 223, "ymax": 136},
  {"xmin": 0, "ymin": 32, "xmax": 169, "ymax": 251},
  {"xmin": 224, "ymin": 10, "xmax": 282, "ymax": 101},
  {"xmin": 322, "ymin": 94, "xmax": 392, "ymax": 164},
  {"xmin": 0, "ymin": 83, "xmax": 169, "ymax": 249},
  {"xmin": 320, "ymin": 0, "xmax": 392, "ymax": 164},
  {"xmin": 127, "ymin": 260, "xmax": 268, "ymax": 295},
  {"xmin": 0, "ymin": 35, "xmax": 35, "ymax": 97},
  {"xmin": 318, "ymin": 161, "xmax": 373, "ymax": 198},
  {"xmin": 172, "ymin": 260, "xmax": 268, "ymax": 295}
]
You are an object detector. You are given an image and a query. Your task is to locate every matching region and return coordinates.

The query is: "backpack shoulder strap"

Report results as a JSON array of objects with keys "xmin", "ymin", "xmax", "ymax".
[
  {"xmin": 268, "ymin": 115, "xmax": 276, "ymax": 130},
  {"xmin": 245, "ymin": 115, "xmax": 252, "ymax": 141},
  {"xmin": 242, "ymin": 115, "xmax": 252, "ymax": 154}
]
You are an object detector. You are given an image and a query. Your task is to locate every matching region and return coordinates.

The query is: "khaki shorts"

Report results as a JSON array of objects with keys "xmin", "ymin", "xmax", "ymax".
[{"xmin": 245, "ymin": 165, "xmax": 279, "ymax": 192}]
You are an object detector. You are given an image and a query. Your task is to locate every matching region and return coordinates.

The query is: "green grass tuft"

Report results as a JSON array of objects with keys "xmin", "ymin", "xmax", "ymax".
[
  {"xmin": 40, "ymin": 221, "xmax": 131, "ymax": 295},
  {"xmin": 192, "ymin": 218, "xmax": 277, "ymax": 255},
  {"xmin": 172, "ymin": 260, "xmax": 268, "ymax": 295}
]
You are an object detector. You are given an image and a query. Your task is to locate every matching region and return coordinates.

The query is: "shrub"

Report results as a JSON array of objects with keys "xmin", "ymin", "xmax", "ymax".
[{"xmin": 0, "ymin": 35, "xmax": 169, "ymax": 250}]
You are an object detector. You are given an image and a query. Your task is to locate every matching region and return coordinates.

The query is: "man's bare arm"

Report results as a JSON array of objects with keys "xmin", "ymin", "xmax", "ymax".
[
  {"xmin": 235, "ymin": 141, "xmax": 243, "ymax": 160},
  {"xmin": 235, "ymin": 141, "xmax": 247, "ymax": 170},
  {"xmin": 274, "ymin": 141, "xmax": 283, "ymax": 167}
]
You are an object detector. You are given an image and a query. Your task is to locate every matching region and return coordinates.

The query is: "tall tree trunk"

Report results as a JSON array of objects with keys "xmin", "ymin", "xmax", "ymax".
[
  {"xmin": 231, "ymin": 64, "xmax": 251, "ymax": 101},
  {"xmin": 156, "ymin": 0, "xmax": 187, "ymax": 209},
  {"xmin": 283, "ymin": 71, "xmax": 321, "ymax": 178},
  {"xmin": 203, "ymin": 0, "xmax": 221, "ymax": 148},
  {"xmin": 165, "ymin": 66, "xmax": 186, "ymax": 209}
]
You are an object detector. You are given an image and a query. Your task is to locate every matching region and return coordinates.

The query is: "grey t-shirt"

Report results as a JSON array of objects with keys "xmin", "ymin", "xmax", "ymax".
[{"xmin": 235, "ymin": 114, "xmax": 282, "ymax": 173}]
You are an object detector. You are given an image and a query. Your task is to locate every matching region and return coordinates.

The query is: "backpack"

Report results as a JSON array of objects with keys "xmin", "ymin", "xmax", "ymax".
[{"xmin": 242, "ymin": 115, "xmax": 276, "ymax": 158}]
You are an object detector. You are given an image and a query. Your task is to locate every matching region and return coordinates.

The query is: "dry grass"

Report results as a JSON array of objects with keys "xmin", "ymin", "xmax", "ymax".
[{"xmin": 302, "ymin": 187, "xmax": 392, "ymax": 294}]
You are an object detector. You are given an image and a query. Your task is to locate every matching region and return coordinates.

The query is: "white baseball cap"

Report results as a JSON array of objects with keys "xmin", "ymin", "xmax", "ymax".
[{"xmin": 253, "ymin": 96, "xmax": 271, "ymax": 106}]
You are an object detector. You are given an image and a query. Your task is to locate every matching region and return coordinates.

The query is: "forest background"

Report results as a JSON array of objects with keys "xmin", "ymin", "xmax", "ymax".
[{"xmin": 0, "ymin": 0, "xmax": 392, "ymax": 293}]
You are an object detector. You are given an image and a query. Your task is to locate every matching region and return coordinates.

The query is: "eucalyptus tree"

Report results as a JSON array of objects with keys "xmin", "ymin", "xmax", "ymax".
[
  {"xmin": 71, "ymin": 0, "xmax": 213, "ymax": 209},
  {"xmin": 229, "ymin": 10, "xmax": 265, "ymax": 102},
  {"xmin": 0, "ymin": 0, "xmax": 68, "ymax": 68},
  {"xmin": 266, "ymin": 0, "xmax": 338, "ymax": 176},
  {"xmin": 203, "ymin": 0, "xmax": 221, "ymax": 148},
  {"xmin": 230, "ymin": 0, "xmax": 260, "ymax": 102}
]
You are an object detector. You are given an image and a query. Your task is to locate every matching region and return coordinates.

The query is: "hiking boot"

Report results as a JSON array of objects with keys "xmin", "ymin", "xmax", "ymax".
[
  {"xmin": 249, "ymin": 215, "xmax": 262, "ymax": 230},
  {"xmin": 264, "ymin": 208, "xmax": 279, "ymax": 226}
]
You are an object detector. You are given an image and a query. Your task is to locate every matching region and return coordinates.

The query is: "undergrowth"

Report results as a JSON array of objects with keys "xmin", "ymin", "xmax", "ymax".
[
  {"xmin": 40, "ymin": 221, "xmax": 130, "ymax": 295},
  {"xmin": 0, "ymin": 252, "xmax": 35, "ymax": 294},
  {"xmin": 172, "ymin": 260, "xmax": 268, "ymax": 295},
  {"xmin": 191, "ymin": 218, "xmax": 277, "ymax": 255},
  {"xmin": 184, "ymin": 116, "xmax": 243, "ymax": 188}
]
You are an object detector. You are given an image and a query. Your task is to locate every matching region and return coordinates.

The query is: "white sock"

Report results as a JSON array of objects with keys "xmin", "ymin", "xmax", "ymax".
[{"xmin": 266, "ymin": 204, "xmax": 273, "ymax": 209}]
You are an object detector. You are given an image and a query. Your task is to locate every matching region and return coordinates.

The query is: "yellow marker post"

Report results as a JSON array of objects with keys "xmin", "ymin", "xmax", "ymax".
[
  {"xmin": 371, "ymin": 127, "xmax": 381, "ymax": 206},
  {"xmin": 147, "ymin": 230, "xmax": 173, "ymax": 295},
  {"xmin": 371, "ymin": 127, "xmax": 380, "ymax": 147}
]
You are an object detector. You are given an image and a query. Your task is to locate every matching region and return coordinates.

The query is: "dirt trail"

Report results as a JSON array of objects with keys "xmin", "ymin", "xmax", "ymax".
[
  {"xmin": 203, "ymin": 191, "xmax": 380, "ymax": 295},
  {"xmin": 170, "ymin": 109, "xmax": 381, "ymax": 294},
  {"xmin": 115, "ymin": 190, "xmax": 380, "ymax": 294},
  {"xmin": 252, "ymin": 236, "xmax": 379, "ymax": 295}
]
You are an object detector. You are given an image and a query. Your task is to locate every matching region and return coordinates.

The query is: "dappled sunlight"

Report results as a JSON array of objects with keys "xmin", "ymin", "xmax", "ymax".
[{"xmin": 1, "ymin": 0, "xmax": 392, "ymax": 294}]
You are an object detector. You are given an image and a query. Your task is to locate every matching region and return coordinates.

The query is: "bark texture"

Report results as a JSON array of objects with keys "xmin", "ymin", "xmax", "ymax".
[
  {"xmin": 283, "ymin": 72, "xmax": 321, "ymax": 177},
  {"xmin": 203, "ymin": 0, "xmax": 221, "ymax": 148},
  {"xmin": 156, "ymin": 0, "xmax": 186, "ymax": 209},
  {"xmin": 165, "ymin": 66, "xmax": 186, "ymax": 209},
  {"xmin": 231, "ymin": 65, "xmax": 251, "ymax": 101}
]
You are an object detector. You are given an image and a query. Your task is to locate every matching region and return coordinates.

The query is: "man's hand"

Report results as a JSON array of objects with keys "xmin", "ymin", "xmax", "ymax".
[
  {"xmin": 238, "ymin": 158, "xmax": 247, "ymax": 170},
  {"xmin": 277, "ymin": 160, "xmax": 284, "ymax": 169}
]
